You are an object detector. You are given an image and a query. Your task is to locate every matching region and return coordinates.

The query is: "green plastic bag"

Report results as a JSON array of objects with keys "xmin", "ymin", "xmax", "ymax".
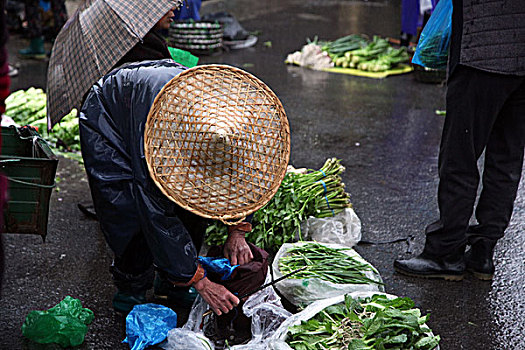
[
  {"xmin": 22, "ymin": 296, "xmax": 94, "ymax": 347},
  {"xmin": 168, "ymin": 46, "xmax": 199, "ymax": 68}
]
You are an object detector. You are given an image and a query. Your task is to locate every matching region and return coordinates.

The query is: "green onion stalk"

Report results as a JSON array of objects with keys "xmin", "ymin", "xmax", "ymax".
[
  {"xmin": 205, "ymin": 158, "xmax": 353, "ymax": 254},
  {"xmin": 278, "ymin": 242, "xmax": 382, "ymax": 286}
]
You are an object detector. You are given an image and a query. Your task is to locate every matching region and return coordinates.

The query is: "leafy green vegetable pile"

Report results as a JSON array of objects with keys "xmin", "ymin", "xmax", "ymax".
[
  {"xmin": 205, "ymin": 158, "xmax": 352, "ymax": 253},
  {"xmin": 286, "ymin": 294, "xmax": 440, "ymax": 350},
  {"xmin": 279, "ymin": 242, "xmax": 382, "ymax": 287},
  {"xmin": 5, "ymin": 88, "xmax": 82, "ymax": 162},
  {"xmin": 328, "ymin": 36, "xmax": 410, "ymax": 72},
  {"xmin": 5, "ymin": 87, "xmax": 47, "ymax": 125}
]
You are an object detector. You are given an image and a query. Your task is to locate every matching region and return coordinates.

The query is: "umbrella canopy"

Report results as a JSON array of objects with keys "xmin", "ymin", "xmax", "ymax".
[{"xmin": 46, "ymin": 0, "xmax": 183, "ymax": 130}]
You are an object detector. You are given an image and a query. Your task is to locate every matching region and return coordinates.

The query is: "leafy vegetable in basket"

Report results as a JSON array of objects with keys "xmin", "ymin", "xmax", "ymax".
[
  {"xmin": 278, "ymin": 242, "xmax": 382, "ymax": 286},
  {"xmin": 5, "ymin": 88, "xmax": 82, "ymax": 162},
  {"xmin": 286, "ymin": 294, "xmax": 440, "ymax": 350},
  {"xmin": 205, "ymin": 158, "xmax": 352, "ymax": 253},
  {"xmin": 5, "ymin": 88, "xmax": 47, "ymax": 125}
]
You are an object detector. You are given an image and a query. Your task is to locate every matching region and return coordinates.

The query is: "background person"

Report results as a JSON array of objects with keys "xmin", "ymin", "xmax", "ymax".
[
  {"xmin": 19, "ymin": 0, "xmax": 67, "ymax": 58},
  {"xmin": 400, "ymin": 0, "xmax": 438, "ymax": 46},
  {"xmin": 394, "ymin": 0, "xmax": 525, "ymax": 281}
]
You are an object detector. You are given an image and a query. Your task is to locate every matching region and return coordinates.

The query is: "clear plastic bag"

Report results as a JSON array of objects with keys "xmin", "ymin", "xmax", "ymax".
[
  {"xmin": 182, "ymin": 295, "xmax": 209, "ymax": 333},
  {"xmin": 269, "ymin": 294, "xmax": 348, "ymax": 350},
  {"xmin": 182, "ymin": 273, "xmax": 293, "ymax": 350},
  {"xmin": 271, "ymin": 242, "xmax": 384, "ymax": 307},
  {"xmin": 412, "ymin": 0, "xmax": 452, "ymax": 69},
  {"xmin": 300, "ymin": 208, "xmax": 361, "ymax": 248},
  {"xmin": 160, "ymin": 328, "xmax": 215, "ymax": 350},
  {"xmin": 230, "ymin": 273, "xmax": 292, "ymax": 350}
]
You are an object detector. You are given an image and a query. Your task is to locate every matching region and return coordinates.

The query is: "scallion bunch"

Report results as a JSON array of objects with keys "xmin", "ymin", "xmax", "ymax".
[{"xmin": 278, "ymin": 242, "xmax": 382, "ymax": 286}]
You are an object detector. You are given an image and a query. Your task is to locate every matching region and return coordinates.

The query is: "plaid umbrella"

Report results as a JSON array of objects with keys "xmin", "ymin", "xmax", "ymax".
[{"xmin": 46, "ymin": 0, "xmax": 184, "ymax": 130}]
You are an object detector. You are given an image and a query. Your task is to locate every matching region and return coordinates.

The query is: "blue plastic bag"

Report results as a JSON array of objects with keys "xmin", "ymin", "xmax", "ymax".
[
  {"xmin": 123, "ymin": 304, "xmax": 177, "ymax": 350},
  {"xmin": 412, "ymin": 0, "xmax": 453, "ymax": 69},
  {"xmin": 198, "ymin": 256, "xmax": 239, "ymax": 280},
  {"xmin": 39, "ymin": 0, "xmax": 50, "ymax": 12}
]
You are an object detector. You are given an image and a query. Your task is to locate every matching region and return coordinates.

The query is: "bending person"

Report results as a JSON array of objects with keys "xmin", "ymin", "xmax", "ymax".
[{"xmin": 79, "ymin": 60, "xmax": 289, "ymax": 314}]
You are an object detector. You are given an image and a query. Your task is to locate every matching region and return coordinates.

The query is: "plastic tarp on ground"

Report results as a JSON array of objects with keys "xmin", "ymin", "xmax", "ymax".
[
  {"xmin": 80, "ymin": 59, "xmax": 210, "ymax": 282},
  {"xmin": 123, "ymin": 304, "xmax": 178, "ymax": 350},
  {"xmin": 21, "ymin": 296, "xmax": 94, "ymax": 348},
  {"xmin": 322, "ymin": 64, "xmax": 414, "ymax": 79}
]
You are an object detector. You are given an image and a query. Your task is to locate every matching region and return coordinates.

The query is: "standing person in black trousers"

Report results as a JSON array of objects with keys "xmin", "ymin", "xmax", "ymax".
[{"xmin": 395, "ymin": 0, "xmax": 525, "ymax": 281}]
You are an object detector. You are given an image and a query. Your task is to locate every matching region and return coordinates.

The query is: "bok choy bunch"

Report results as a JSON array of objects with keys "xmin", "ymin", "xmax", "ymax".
[{"xmin": 286, "ymin": 294, "xmax": 440, "ymax": 350}]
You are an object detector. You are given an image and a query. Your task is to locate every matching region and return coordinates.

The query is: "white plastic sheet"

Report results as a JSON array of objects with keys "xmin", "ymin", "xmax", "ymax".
[
  {"xmin": 272, "ymin": 242, "xmax": 384, "ymax": 307},
  {"xmin": 300, "ymin": 207, "xmax": 361, "ymax": 248}
]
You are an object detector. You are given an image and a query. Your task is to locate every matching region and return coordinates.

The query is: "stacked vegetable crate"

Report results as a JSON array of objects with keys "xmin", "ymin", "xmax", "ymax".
[
  {"xmin": 1, "ymin": 126, "xmax": 58, "ymax": 240},
  {"xmin": 168, "ymin": 21, "xmax": 223, "ymax": 53},
  {"xmin": 5, "ymin": 88, "xmax": 82, "ymax": 162}
]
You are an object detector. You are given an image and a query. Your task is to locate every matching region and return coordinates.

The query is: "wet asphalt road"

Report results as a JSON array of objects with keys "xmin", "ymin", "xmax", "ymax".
[{"xmin": 1, "ymin": 0, "xmax": 524, "ymax": 349}]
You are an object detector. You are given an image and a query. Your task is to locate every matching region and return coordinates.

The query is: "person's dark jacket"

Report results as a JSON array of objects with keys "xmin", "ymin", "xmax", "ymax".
[
  {"xmin": 79, "ymin": 60, "xmax": 212, "ymax": 284},
  {"xmin": 113, "ymin": 30, "xmax": 170, "ymax": 69},
  {"xmin": 458, "ymin": 0, "xmax": 525, "ymax": 75}
]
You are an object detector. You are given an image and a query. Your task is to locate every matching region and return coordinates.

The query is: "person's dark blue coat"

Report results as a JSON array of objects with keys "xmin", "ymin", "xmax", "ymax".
[{"xmin": 79, "ymin": 60, "xmax": 209, "ymax": 286}]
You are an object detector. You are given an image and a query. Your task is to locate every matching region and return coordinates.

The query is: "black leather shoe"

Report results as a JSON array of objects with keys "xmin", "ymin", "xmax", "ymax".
[
  {"xmin": 394, "ymin": 251, "xmax": 465, "ymax": 281},
  {"xmin": 465, "ymin": 239, "xmax": 496, "ymax": 281}
]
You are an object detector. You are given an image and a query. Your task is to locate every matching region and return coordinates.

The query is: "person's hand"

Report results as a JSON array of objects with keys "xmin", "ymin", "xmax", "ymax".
[
  {"xmin": 193, "ymin": 277, "xmax": 239, "ymax": 316},
  {"xmin": 223, "ymin": 230, "xmax": 253, "ymax": 265}
]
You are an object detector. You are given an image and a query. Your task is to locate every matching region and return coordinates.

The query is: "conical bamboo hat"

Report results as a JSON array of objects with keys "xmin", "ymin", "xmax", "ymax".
[{"xmin": 144, "ymin": 64, "xmax": 290, "ymax": 224}]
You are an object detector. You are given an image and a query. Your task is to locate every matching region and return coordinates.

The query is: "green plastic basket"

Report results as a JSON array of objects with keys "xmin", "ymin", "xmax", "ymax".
[{"xmin": 1, "ymin": 126, "xmax": 58, "ymax": 240}]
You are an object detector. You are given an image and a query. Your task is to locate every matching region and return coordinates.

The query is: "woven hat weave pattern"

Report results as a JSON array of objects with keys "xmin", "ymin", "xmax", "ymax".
[{"xmin": 145, "ymin": 65, "xmax": 290, "ymax": 223}]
